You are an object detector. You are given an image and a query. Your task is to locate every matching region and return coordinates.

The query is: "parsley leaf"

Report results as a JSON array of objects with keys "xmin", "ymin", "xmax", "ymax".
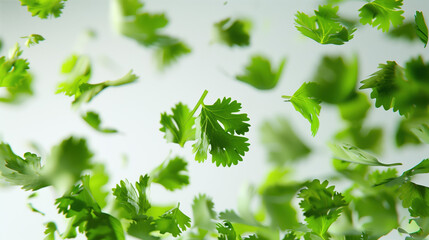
[
  {"xmin": 0, "ymin": 43, "xmax": 33, "ymax": 103},
  {"xmin": 56, "ymin": 54, "xmax": 91, "ymax": 97},
  {"xmin": 155, "ymin": 204, "xmax": 191, "ymax": 237},
  {"xmin": 43, "ymin": 222, "xmax": 58, "ymax": 240},
  {"xmin": 295, "ymin": 5, "xmax": 355, "ymax": 45},
  {"xmin": 88, "ymin": 163, "xmax": 110, "ymax": 209},
  {"xmin": 21, "ymin": 34, "xmax": 45, "ymax": 47},
  {"xmin": 112, "ymin": 175, "xmax": 151, "ymax": 219},
  {"xmin": 20, "ymin": 0, "xmax": 67, "ymax": 19},
  {"xmin": 193, "ymin": 96, "xmax": 250, "ymax": 167},
  {"xmin": 283, "ymin": 82, "xmax": 321, "ymax": 136},
  {"xmin": 298, "ymin": 180, "xmax": 347, "ymax": 237},
  {"xmin": 329, "ymin": 143, "xmax": 401, "ymax": 166},
  {"xmin": 56, "ymin": 176, "xmax": 125, "ymax": 240},
  {"xmin": 358, "ymin": 0, "xmax": 404, "ymax": 32},
  {"xmin": 155, "ymin": 38, "xmax": 191, "ymax": 69},
  {"xmin": 151, "ymin": 156, "xmax": 189, "ymax": 191},
  {"xmin": 213, "ymin": 18, "xmax": 251, "ymax": 47},
  {"xmin": 236, "ymin": 55, "xmax": 286, "ymax": 90},
  {"xmin": 160, "ymin": 102, "xmax": 196, "ymax": 147},
  {"xmin": 216, "ymin": 221, "xmax": 237, "ymax": 240},
  {"xmin": 415, "ymin": 11, "xmax": 428, "ymax": 47},
  {"xmin": 260, "ymin": 117, "xmax": 311, "ymax": 166},
  {"xmin": 192, "ymin": 194, "xmax": 217, "ymax": 231},
  {"xmin": 0, "ymin": 143, "xmax": 48, "ymax": 191},
  {"xmin": 82, "ymin": 111, "xmax": 118, "ymax": 134}
]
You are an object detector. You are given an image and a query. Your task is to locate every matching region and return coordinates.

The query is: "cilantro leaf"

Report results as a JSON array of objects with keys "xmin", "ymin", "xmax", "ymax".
[
  {"xmin": 155, "ymin": 204, "xmax": 191, "ymax": 237},
  {"xmin": 56, "ymin": 176, "xmax": 125, "ymax": 240},
  {"xmin": 329, "ymin": 143, "xmax": 401, "ymax": 166},
  {"xmin": 45, "ymin": 137, "xmax": 93, "ymax": 190},
  {"xmin": 358, "ymin": 0, "xmax": 404, "ymax": 32},
  {"xmin": 155, "ymin": 38, "xmax": 191, "ymax": 69},
  {"xmin": 192, "ymin": 194, "xmax": 217, "ymax": 231},
  {"xmin": 21, "ymin": 34, "xmax": 45, "ymax": 47},
  {"xmin": 20, "ymin": 0, "xmax": 67, "ymax": 19},
  {"xmin": 151, "ymin": 156, "xmax": 189, "ymax": 191},
  {"xmin": 82, "ymin": 111, "xmax": 118, "ymax": 134},
  {"xmin": 298, "ymin": 180, "xmax": 347, "ymax": 237},
  {"xmin": 388, "ymin": 22, "xmax": 419, "ymax": 41},
  {"xmin": 43, "ymin": 222, "xmax": 58, "ymax": 240},
  {"xmin": 216, "ymin": 221, "xmax": 237, "ymax": 240},
  {"xmin": 213, "ymin": 18, "xmax": 251, "ymax": 47},
  {"xmin": 0, "ymin": 143, "xmax": 48, "ymax": 190},
  {"xmin": 193, "ymin": 97, "xmax": 250, "ymax": 167},
  {"xmin": 56, "ymin": 54, "xmax": 91, "ymax": 97},
  {"xmin": 0, "ymin": 43, "xmax": 33, "ymax": 103},
  {"xmin": 283, "ymin": 82, "xmax": 321, "ymax": 136},
  {"xmin": 398, "ymin": 182, "xmax": 429, "ymax": 217},
  {"xmin": 295, "ymin": 5, "xmax": 355, "ymax": 45},
  {"xmin": 235, "ymin": 55, "xmax": 286, "ymax": 90},
  {"xmin": 160, "ymin": 102, "xmax": 196, "ymax": 147},
  {"xmin": 309, "ymin": 55, "xmax": 358, "ymax": 104},
  {"xmin": 334, "ymin": 125, "xmax": 383, "ymax": 153},
  {"xmin": 127, "ymin": 217, "xmax": 160, "ymax": 240},
  {"xmin": 89, "ymin": 163, "xmax": 110, "ymax": 209},
  {"xmin": 415, "ymin": 11, "xmax": 428, "ymax": 47},
  {"xmin": 112, "ymin": 175, "xmax": 151, "ymax": 219},
  {"xmin": 260, "ymin": 117, "xmax": 311, "ymax": 166}
]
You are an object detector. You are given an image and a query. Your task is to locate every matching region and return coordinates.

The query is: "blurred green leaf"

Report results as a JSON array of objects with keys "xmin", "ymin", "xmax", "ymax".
[
  {"xmin": 192, "ymin": 194, "xmax": 217, "ymax": 231},
  {"xmin": 151, "ymin": 156, "xmax": 189, "ymax": 191},
  {"xmin": 329, "ymin": 143, "xmax": 400, "ymax": 166},
  {"xmin": 82, "ymin": 111, "xmax": 118, "ymax": 134},
  {"xmin": 415, "ymin": 11, "xmax": 428, "ymax": 47},
  {"xmin": 214, "ymin": 18, "xmax": 251, "ymax": 47},
  {"xmin": 21, "ymin": 34, "xmax": 45, "ymax": 47}
]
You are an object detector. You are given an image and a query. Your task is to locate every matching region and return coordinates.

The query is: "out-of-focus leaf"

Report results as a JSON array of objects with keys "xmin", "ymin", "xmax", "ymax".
[
  {"xmin": 151, "ymin": 157, "xmax": 189, "ymax": 191},
  {"xmin": 82, "ymin": 111, "xmax": 118, "ymax": 134},
  {"xmin": 415, "ymin": 11, "xmax": 428, "ymax": 47},
  {"xmin": 213, "ymin": 18, "xmax": 251, "ymax": 47}
]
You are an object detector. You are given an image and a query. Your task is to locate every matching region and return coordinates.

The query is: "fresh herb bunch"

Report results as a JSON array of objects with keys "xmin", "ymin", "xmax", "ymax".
[{"xmin": 1, "ymin": 0, "xmax": 429, "ymax": 240}]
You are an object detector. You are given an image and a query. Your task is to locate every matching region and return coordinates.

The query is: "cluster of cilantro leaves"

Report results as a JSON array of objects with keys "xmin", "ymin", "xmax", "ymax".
[{"xmin": 1, "ymin": 0, "xmax": 429, "ymax": 240}]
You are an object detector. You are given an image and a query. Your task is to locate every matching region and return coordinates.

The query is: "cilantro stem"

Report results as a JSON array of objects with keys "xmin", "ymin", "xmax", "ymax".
[{"xmin": 189, "ymin": 90, "xmax": 208, "ymax": 118}]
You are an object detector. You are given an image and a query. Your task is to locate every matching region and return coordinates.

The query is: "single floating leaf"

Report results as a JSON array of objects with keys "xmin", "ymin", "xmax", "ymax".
[
  {"xmin": 388, "ymin": 22, "xmax": 418, "ymax": 41},
  {"xmin": 236, "ymin": 55, "xmax": 286, "ymax": 90},
  {"xmin": 155, "ymin": 204, "xmax": 191, "ymax": 237},
  {"xmin": 214, "ymin": 18, "xmax": 251, "ymax": 47},
  {"xmin": 283, "ymin": 82, "xmax": 321, "ymax": 136},
  {"xmin": 415, "ymin": 11, "xmax": 428, "ymax": 47},
  {"xmin": 82, "ymin": 111, "xmax": 118, "ymax": 134},
  {"xmin": 329, "ymin": 143, "xmax": 401, "ymax": 166},
  {"xmin": 295, "ymin": 5, "xmax": 355, "ymax": 45},
  {"xmin": 160, "ymin": 102, "xmax": 196, "ymax": 147},
  {"xmin": 358, "ymin": 0, "xmax": 404, "ymax": 32},
  {"xmin": 151, "ymin": 157, "xmax": 189, "ymax": 191},
  {"xmin": 192, "ymin": 194, "xmax": 217, "ymax": 231},
  {"xmin": 21, "ymin": 34, "xmax": 45, "ymax": 47},
  {"xmin": 20, "ymin": 0, "xmax": 68, "ymax": 19}
]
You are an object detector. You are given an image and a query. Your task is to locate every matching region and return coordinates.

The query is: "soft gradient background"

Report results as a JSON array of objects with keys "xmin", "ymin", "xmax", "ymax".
[{"xmin": 0, "ymin": 0, "xmax": 428, "ymax": 239}]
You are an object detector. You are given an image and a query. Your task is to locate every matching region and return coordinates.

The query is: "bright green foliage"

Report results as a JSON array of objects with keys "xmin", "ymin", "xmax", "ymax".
[
  {"xmin": 295, "ymin": 5, "xmax": 355, "ymax": 45},
  {"xmin": 411, "ymin": 124, "xmax": 429, "ymax": 144},
  {"xmin": 57, "ymin": 54, "xmax": 91, "ymax": 97},
  {"xmin": 0, "ymin": 43, "xmax": 33, "ymax": 103},
  {"xmin": 112, "ymin": 175, "xmax": 151, "ymax": 219},
  {"xmin": 260, "ymin": 117, "xmax": 310, "ymax": 166},
  {"xmin": 216, "ymin": 221, "xmax": 236, "ymax": 240},
  {"xmin": 127, "ymin": 217, "xmax": 159, "ymax": 240},
  {"xmin": 282, "ymin": 232, "xmax": 299, "ymax": 240},
  {"xmin": 309, "ymin": 55, "xmax": 358, "ymax": 104},
  {"xmin": 335, "ymin": 125, "xmax": 383, "ymax": 153},
  {"xmin": 214, "ymin": 18, "xmax": 251, "ymax": 47},
  {"xmin": 43, "ymin": 222, "xmax": 58, "ymax": 240},
  {"xmin": 45, "ymin": 137, "xmax": 93, "ymax": 190},
  {"xmin": 235, "ymin": 55, "xmax": 286, "ymax": 90},
  {"xmin": 56, "ymin": 176, "xmax": 125, "ymax": 240},
  {"xmin": 20, "ymin": 0, "xmax": 67, "ymax": 19},
  {"xmin": 329, "ymin": 143, "xmax": 401, "ymax": 166},
  {"xmin": 361, "ymin": 56, "xmax": 429, "ymax": 116},
  {"xmin": 155, "ymin": 204, "xmax": 191, "ymax": 237},
  {"xmin": 388, "ymin": 22, "xmax": 419, "ymax": 41},
  {"xmin": 21, "ymin": 34, "xmax": 45, "ymax": 47},
  {"xmin": 160, "ymin": 103, "xmax": 196, "ymax": 147},
  {"xmin": 283, "ymin": 82, "xmax": 321, "ymax": 136},
  {"xmin": 82, "ymin": 111, "xmax": 118, "ymax": 134},
  {"xmin": 358, "ymin": 0, "xmax": 404, "ymax": 32},
  {"xmin": 151, "ymin": 157, "xmax": 189, "ymax": 191},
  {"xmin": 298, "ymin": 180, "xmax": 347, "ymax": 238},
  {"xmin": 415, "ymin": 11, "xmax": 428, "ymax": 47},
  {"xmin": 378, "ymin": 159, "xmax": 429, "ymax": 186},
  {"xmin": 192, "ymin": 194, "xmax": 217, "ymax": 231},
  {"xmin": 0, "ymin": 143, "xmax": 48, "ymax": 190},
  {"xmin": 89, "ymin": 164, "xmax": 110, "ymax": 209},
  {"xmin": 338, "ymin": 93, "xmax": 370, "ymax": 123},
  {"xmin": 193, "ymin": 97, "xmax": 250, "ymax": 167},
  {"xmin": 111, "ymin": 0, "xmax": 190, "ymax": 68}
]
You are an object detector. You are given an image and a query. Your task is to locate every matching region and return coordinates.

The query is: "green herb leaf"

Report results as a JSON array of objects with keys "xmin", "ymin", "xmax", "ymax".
[
  {"xmin": 295, "ymin": 5, "xmax": 355, "ymax": 45},
  {"xmin": 21, "ymin": 34, "xmax": 45, "ymax": 47},
  {"xmin": 57, "ymin": 54, "xmax": 91, "ymax": 97},
  {"xmin": 160, "ymin": 102, "xmax": 196, "ymax": 147},
  {"xmin": 192, "ymin": 194, "xmax": 217, "ymax": 231},
  {"xmin": 359, "ymin": 0, "xmax": 404, "ymax": 32},
  {"xmin": 236, "ymin": 55, "xmax": 286, "ymax": 90},
  {"xmin": 415, "ymin": 11, "xmax": 428, "ymax": 47},
  {"xmin": 214, "ymin": 18, "xmax": 251, "ymax": 47},
  {"xmin": 151, "ymin": 157, "xmax": 189, "ymax": 191},
  {"xmin": 82, "ymin": 111, "xmax": 118, "ymax": 134},
  {"xmin": 329, "ymin": 143, "xmax": 401, "ymax": 166},
  {"xmin": 193, "ymin": 97, "xmax": 250, "ymax": 167},
  {"xmin": 20, "ymin": 0, "xmax": 67, "ymax": 19},
  {"xmin": 283, "ymin": 82, "xmax": 321, "ymax": 136},
  {"xmin": 155, "ymin": 204, "xmax": 191, "ymax": 237},
  {"xmin": 216, "ymin": 221, "xmax": 237, "ymax": 240},
  {"xmin": 155, "ymin": 38, "xmax": 191, "ymax": 69},
  {"xmin": 43, "ymin": 222, "xmax": 58, "ymax": 240}
]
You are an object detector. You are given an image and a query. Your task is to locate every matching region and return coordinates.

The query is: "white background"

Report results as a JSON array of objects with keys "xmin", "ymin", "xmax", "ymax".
[{"xmin": 0, "ymin": 0, "xmax": 428, "ymax": 239}]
